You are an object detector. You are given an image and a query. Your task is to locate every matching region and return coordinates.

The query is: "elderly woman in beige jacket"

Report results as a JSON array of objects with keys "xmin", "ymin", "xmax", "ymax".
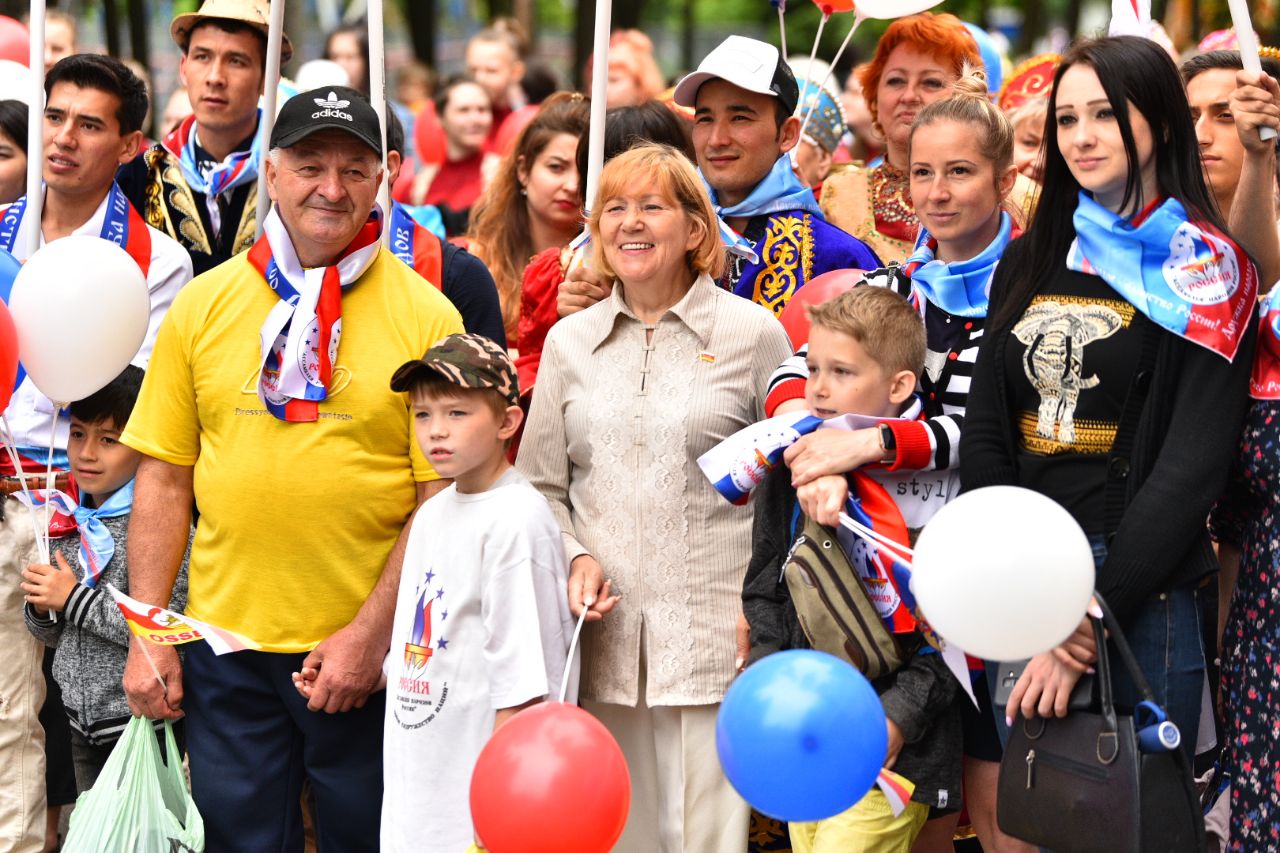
[{"xmin": 517, "ymin": 144, "xmax": 792, "ymax": 853}]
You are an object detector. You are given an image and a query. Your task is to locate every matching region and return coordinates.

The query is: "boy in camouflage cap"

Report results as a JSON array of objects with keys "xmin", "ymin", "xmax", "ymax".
[
  {"xmin": 390, "ymin": 333, "xmax": 520, "ymax": 412},
  {"xmin": 302, "ymin": 331, "xmax": 577, "ymax": 850}
]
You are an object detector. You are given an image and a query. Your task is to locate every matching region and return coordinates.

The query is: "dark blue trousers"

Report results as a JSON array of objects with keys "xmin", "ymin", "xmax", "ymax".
[{"xmin": 183, "ymin": 642, "xmax": 385, "ymax": 852}]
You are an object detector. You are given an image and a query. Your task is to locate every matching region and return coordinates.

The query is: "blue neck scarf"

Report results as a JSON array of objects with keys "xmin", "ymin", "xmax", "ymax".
[
  {"xmin": 702, "ymin": 155, "xmax": 824, "ymax": 263},
  {"xmin": 1067, "ymin": 192, "xmax": 1256, "ymax": 361},
  {"xmin": 904, "ymin": 213, "xmax": 1012, "ymax": 319},
  {"xmin": 0, "ymin": 182, "xmax": 136, "ymax": 257},
  {"xmin": 15, "ymin": 481, "xmax": 133, "ymax": 587},
  {"xmin": 165, "ymin": 111, "xmax": 262, "ymax": 200}
]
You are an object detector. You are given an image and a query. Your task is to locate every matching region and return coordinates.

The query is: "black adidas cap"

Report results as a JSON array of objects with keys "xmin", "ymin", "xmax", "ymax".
[{"xmin": 270, "ymin": 85, "xmax": 383, "ymax": 157}]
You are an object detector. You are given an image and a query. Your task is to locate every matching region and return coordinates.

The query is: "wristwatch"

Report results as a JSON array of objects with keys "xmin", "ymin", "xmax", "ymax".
[{"xmin": 878, "ymin": 423, "xmax": 896, "ymax": 462}]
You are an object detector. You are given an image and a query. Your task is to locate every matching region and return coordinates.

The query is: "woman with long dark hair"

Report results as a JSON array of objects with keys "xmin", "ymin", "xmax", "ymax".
[{"xmin": 961, "ymin": 36, "xmax": 1257, "ymax": 745}]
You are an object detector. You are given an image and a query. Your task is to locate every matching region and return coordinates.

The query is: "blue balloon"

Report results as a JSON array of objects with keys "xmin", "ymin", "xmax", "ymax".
[
  {"xmin": 964, "ymin": 23, "xmax": 1004, "ymax": 94},
  {"xmin": 716, "ymin": 650, "xmax": 887, "ymax": 822},
  {"xmin": 0, "ymin": 248, "xmax": 22, "ymax": 391}
]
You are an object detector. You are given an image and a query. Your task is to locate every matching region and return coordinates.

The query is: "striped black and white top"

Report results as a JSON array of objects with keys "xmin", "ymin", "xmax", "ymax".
[{"xmin": 764, "ymin": 264, "xmax": 985, "ymax": 472}]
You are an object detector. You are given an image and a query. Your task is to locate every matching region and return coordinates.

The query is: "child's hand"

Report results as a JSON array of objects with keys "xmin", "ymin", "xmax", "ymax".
[
  {"xmin": 291, "ymin": 666, "xmax": 319, "ymax": 701},
  {"xmin": 796, "ymin": 475, "xmax": 850, "ymax": 528},
  {"xmin": 21, "ymin": 551, "xmax": 78, "ymax": 614},
  {"xmin": 885, "ymin": 717, "xmax": 905, "ymax": 770}
]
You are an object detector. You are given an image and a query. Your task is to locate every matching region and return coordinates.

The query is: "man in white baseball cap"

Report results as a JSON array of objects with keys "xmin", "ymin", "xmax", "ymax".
[{"xmin": 671, "ymin": 35, "xmax": 880, "ymax": 317}]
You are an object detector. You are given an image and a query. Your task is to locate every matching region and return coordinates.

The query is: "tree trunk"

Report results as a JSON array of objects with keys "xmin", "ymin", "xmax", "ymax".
[
  {"xmin": 573, "ymin": 0, "xmax": 594, "ymax": 90},
  {"xmin": 126, "ymin": 0, "xmax": 148, "ymax": 63},
  {"xmin": 1018, "ymin": 0, "xmax": 1044, "ymax": 55},
  {"xmin": 681, "ymin": 0, "xmax": 694, "ymax": 74},
  {"xmin": 614, "ymin": 0, "xmax": 641, "ymax": 31},
  {"xmin": 405, "ymin": 0, "xmax": 437, "ymax": 66},
  {"xmin": 103, "ymin": 0, "xmax": 122, "ymax": 60},
  {"xmin": 1064, "ymin": 0, "xmax": 1083, "ymax": 39}
]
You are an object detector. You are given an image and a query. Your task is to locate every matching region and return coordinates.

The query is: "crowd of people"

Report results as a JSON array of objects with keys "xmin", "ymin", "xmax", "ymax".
[{"xmin": 1, "ymin": 0, "xmax": 1279, "ymax": 851}]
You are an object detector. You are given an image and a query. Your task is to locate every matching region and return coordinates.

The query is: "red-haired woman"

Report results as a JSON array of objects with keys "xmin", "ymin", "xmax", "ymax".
[{"xmin": 822, "ymin": 13, "xmax": 1034, "ymax": 263}]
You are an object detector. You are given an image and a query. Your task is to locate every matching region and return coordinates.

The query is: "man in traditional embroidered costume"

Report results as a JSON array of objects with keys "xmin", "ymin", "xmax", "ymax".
[
  {"xmin": 116, "ymin": 0, "xmax": 291, "ymax": 276},
  {"xmin": 0, "ymin": 54, "xmax": 192, "ymax": 479},
  {"xmin": 671, "ymin": 35, "xmax": 881, "ymax": 317},
  {"xmin": 119, "ymin": 87, "xmax": 463, "ymax": 850}
]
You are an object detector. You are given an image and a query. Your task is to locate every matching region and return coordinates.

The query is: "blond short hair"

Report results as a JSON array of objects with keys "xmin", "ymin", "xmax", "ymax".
[
  {"xmin": 589, "ymin": 144, "xmax": 726, "ymax": 281},
  {"xmin": 807, "ymin": 286, "xmax": 925, "ymax": 376}
]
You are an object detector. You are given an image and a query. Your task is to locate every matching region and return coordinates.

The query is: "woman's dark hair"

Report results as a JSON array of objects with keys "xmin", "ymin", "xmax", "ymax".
[
  {"xmin": 521, "ymin": 62, "xmax": 561, "ymax": 106},
  {"xmin": 574, "ymin": 100, "xmax": 694, "ymax": 202},
  {"xmin": 0, "ymin": 100, "xmax": 28, "ymax": 153},
  {"xmin": 325, "ymin": 23, "xmax": 371, "ymax": 94},
  {"xmin": 994, "ymin": 36, "xmax": 1228, "ymax": 329}
]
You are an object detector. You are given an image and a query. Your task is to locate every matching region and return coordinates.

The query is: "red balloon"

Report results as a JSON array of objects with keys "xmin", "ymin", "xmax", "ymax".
[
  {"xmin": 778, "ymin": 268, "xmax": 867, "ymax": 349},
  {"xmin": 0, "ymin": 16, "xmax": 27, "ymax": 66},
  {"xmin": 470, "ymin": 702, "xmax": 630, "ymax": 853},
  {"xmin": 0, "ymin": 299, "xmax": 18, "ymax": 412},
  {"xmin": 810, "ymin": 0, "xmax": 856, "ymax": 13},
  {"xmin": 413, "ymin": 101, "xmax": 447, "ymax": 168}
]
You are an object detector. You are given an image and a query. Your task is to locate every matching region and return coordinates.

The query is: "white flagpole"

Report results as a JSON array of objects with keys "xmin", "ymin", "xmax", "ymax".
[
  {"xmin": 25, "ymin": 0, "xmax": 45, "ymax": 259},
  {"xmin": 584, "ymin": 0, "xmax": 611, "ymax": 216},
  {"xmin": 1229, "ymin": 0, "xmax": 1277, "ymax": 141},
  {"xmin": 254, "ymin": 0, "xmax": 287, "ymax": 238},
  {"xmin": 368, "ymin": 0, "xmax": 389, "ymax": 244}
]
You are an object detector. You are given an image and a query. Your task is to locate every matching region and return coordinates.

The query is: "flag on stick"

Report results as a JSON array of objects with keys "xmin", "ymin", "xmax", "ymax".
[{"xmin": 106, "ymin": 584, "xmax": 261, "ymax": 655}]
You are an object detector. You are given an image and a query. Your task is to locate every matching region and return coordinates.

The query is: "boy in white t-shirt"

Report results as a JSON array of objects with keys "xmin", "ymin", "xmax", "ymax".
[{"xmin": 294, "ymin": 333, "xmax": 577, "ymax": 852}]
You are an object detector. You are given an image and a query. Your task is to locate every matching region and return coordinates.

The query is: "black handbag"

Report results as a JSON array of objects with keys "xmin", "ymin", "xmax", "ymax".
[{"xmin": 996, "ymin": 595, "xmax": 1205, "ymax": 852}]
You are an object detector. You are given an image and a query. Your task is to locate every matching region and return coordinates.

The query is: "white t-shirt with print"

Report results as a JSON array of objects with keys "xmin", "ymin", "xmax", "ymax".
[{"xmin": 380, "ymin": 467, "xmax": 577, "ymax": 853}]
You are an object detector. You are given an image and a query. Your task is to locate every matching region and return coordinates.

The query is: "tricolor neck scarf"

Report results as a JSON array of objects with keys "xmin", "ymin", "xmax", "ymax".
[
  {"xmin": 248, "ymin": 206, "xmax": 382, "ymax": 422},
  {"xmin": 162, "ymin": 111, "xmax": 262, "ymax": 201},
  {"xmin": 903, "ymin": 212, "xmax": 1014, "ymax": 319},
  {"xmin": 0, "ymin": 182, "xmax": 151, "ymax": 274},
  {"xmin": 703, "ymin": 155, "xmax": 824, "ymax": 264},
  {"xmin": 1067, "ymin": 192, "xmax": 1256, "ymax": 361},
  {"xmin": 15, "ymin": 481, "xmax": 134, "ymax": 588}
]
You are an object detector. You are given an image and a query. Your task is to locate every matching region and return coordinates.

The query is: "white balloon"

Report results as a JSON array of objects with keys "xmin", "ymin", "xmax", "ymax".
[
  {"xmin": 854, "ymin": 0, "xmax": 942, "ymax": 19},
  {"xmin": 910, "ymin": 486, "xmax": 1096, "ymax": 661},
  {"xmin": 0, "ymin": 60, "xmax": 33, "ymax": 106},
  {"xmin": 9, "ymin": 236, "xmax": 150, "ymax": 403}
]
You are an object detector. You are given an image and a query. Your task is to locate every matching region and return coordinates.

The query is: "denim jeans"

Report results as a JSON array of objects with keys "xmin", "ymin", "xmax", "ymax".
[
  {"xmin": 988, "ymin": 536, "xmax": 1205, "ymax": 762},
  {"xmin": 1092, "ymin": 535, "xmax": 1205, "ymax": 761}
]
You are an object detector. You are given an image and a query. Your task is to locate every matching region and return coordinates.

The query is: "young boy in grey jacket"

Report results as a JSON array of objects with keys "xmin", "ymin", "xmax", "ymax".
[{"xmin": 23, "ymin": 366, "xmax": 190, "ymax": 791}]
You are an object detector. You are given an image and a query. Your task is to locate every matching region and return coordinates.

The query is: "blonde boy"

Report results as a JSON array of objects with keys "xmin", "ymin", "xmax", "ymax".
[{"xmin": 744, "ymin": 287, "xmax": 962, "ymax": 853}]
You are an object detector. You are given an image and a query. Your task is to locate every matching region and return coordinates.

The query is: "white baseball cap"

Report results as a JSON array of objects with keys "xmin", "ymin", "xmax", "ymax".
[{"xmin": 673, "ymin": 36, "xmax": 800, "ymax": 114}]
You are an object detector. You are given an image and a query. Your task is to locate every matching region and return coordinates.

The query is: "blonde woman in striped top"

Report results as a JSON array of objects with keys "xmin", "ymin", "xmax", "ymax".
[{"xmin": 517, "ymin": 144, "xmax": 792, "ymax": 853}]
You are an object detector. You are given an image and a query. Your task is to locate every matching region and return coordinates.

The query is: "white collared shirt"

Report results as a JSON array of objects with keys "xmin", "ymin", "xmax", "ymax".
[{"xmin": 2, "ymin": 187, "xmax": 194, "ymax": 453}]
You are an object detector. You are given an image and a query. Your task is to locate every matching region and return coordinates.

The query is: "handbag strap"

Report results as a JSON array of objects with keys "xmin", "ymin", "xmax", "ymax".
[
  {"xmin": 1091, "ymin": 612, "xmax": 1118, "ymax": 735},
  {"xmin": 1093, "ymin": 592, "xmax": 1161, "ymax": 705}
]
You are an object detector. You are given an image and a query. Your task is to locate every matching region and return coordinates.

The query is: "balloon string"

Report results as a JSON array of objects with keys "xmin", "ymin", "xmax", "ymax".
[
  {"xmin": 0, "ymin": 415, "xmax": 48, "ymax": 564},
  {"xmin": 837, "ymin": 512, "xmax": 915, "ymax": 565},
  {"xmin": 797, "ymin": 10, "xmax": 831, "ymax": 142},
  {"xmin": 558, "ymin": 603, "xmax": 589, "ymax": 704},
  {"xmin": 798, "ymin": 14, "xmax": 863, "ymax": 144},
  {"xmin": 42, "ymin": 406, "xmax": 58, "ymax": 564}
]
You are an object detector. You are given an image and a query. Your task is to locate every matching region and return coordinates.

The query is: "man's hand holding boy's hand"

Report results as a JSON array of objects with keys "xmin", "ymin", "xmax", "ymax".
[{"xmin": 21, "ymin": 551, "xmax": 78, "ymax": 614}]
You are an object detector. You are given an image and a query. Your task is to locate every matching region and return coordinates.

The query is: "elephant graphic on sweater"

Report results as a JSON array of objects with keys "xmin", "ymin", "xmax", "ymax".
[{"xmin": 1013, "ymin": 300, "xmax": 1124, "ymax": 444}]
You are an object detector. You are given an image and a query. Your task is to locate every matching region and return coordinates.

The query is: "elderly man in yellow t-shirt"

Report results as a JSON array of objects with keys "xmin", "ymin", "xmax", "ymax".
[{"xmin": 119, "ymin": 86, "xmax": 463, "ymax": 851}]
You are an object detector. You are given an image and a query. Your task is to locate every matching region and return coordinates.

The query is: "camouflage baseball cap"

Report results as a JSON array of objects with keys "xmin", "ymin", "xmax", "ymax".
[{"xmin": 389, "ymin": 333, "xmax": 519, "ymax": 406}]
